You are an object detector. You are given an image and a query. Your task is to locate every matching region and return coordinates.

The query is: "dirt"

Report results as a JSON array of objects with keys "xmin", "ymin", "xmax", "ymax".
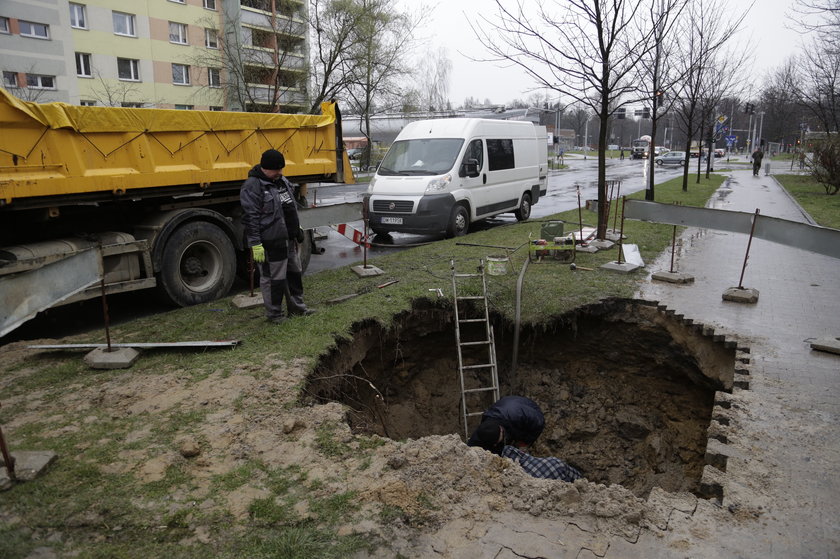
[{"xmin": 0, "ymin": 298, "xmax": 747, "ymax": 556}]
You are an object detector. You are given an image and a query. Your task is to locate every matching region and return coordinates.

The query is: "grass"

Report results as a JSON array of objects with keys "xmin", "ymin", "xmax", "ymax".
[
  {"xmin": 0, "ymin": 173, "xmax": 727, "ymax": 558},
  {"xmin": 774, "ymin": 174, "xmax": 840, "ymax": 229}
]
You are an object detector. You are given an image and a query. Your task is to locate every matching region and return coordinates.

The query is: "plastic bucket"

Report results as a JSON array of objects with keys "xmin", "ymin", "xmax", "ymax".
[{"xmin": 486, "ymin": 256, "xmax": 509, "ymax": 276}]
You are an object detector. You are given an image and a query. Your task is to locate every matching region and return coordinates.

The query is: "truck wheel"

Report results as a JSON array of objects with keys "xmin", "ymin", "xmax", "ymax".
[
  {"xmin": 158, "ymin": 221, "xmax": 236, "ymax": 306},
  {"xmin": 446, "ymin": 204, "xmax": 470, "ymax": 238},
  {"xmin": 514, "ymin": 192, "xmax": 532, "ymax": 221}
]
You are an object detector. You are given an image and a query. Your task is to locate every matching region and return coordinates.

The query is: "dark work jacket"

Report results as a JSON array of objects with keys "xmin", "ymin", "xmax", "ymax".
[
  {"xmin": 240, "ymin": 166, "xmax": 300, "ymax": 247},
  {"xmin": 468, "ymin": 396, "xmax": 545, "ymax": 448}
]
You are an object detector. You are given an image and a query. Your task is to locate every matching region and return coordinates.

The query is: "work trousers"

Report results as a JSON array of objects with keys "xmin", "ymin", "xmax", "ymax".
[{"xmin": 259, "ymin": 239, "xmax": 307, "ymax": 320}]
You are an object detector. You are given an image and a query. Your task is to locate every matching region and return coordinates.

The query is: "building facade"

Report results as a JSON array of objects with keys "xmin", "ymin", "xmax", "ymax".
[{"xmin": 0, "ymin": 0, "xmax": 309, "ymax": 111}]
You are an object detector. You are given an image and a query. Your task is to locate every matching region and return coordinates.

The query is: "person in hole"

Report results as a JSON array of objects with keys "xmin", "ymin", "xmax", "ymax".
[{"xmin": 467, "ymin": 395, "xmax": 545, "ymax": 455}]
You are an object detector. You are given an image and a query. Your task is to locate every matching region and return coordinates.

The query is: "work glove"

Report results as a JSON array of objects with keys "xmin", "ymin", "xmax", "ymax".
[
  {"xmin": 295, "ymin": 228, "xmax": 305, "ymax": 243},
  {"xmin": 251, "ymin": 244, "xmax": 266, "ymax": 263}
]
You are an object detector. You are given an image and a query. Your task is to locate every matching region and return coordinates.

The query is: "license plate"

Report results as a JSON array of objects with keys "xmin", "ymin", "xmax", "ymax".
[{"xmin": 382, "ymin": 216, "xmax": 403, "ymax": 225}]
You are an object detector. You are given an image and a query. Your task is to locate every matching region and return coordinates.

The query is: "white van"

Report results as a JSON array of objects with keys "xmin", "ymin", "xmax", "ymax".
[{"xmin": 364, "ymin": 118, "xmax": 548, "ymax": 237}]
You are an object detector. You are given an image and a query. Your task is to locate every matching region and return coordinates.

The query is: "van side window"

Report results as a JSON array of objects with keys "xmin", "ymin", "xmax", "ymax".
[
  {"xmin": 462, "ymin": 139, "xmax": 483, "ymax": 172},
  {"xmin": 487, "ymin": 139, "xmax": 515, "ymax": 171}
]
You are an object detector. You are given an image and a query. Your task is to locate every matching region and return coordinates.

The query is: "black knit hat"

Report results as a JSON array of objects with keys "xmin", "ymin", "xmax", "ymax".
[
  {"xmin": 475, "ymin": 420, "xmax": 503, "ymax": 451},
  {"xmin": 260, "ymin": 149, "xmax": 285, "ymax": 170}
]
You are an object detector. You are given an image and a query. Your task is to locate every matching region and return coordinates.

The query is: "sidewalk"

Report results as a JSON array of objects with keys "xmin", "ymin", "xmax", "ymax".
[{"xmin": 634, "ymin": 167, "xmax": 840, "ymax": 557}]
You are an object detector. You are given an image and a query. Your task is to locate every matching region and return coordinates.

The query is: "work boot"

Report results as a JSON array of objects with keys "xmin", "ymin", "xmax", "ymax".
[
  {"xmin": 267, "ymin": 315, "xmax": 288, "ymax": 325},
  {"xmin": 290, "ymin": 308, "xmax": 316, "ymax": 317}
]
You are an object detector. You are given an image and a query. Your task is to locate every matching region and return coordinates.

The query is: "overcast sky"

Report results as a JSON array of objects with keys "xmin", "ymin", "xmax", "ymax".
[{"xmin": 404, "ymin": 0, "xmax": 810, "ymax": 106}]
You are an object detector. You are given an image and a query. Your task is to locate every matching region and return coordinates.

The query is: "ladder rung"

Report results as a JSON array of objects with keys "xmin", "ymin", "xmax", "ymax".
[
  {"xmin": 457, "ymin": 296, "xmax": 485, "ymax": 300},
  {"xmin": 454, "ymin": 273, "xmax": 481, "ymax": 278},
  {"xmin": 460, "ymin": 340, "xmax": 490, "ymax": 346},
  {"xmin": 462, "ymin": 363, "xmax": 493, "ymax": 370},
  {"xmin": 464, "ymin": 387, "xmax": 497, "ymax": 394},
  {"xmin": 459, "ymin": 318, "xmax": 486, "ymax": 323},
  {"xmin": 466, "ymin": 411, "xmax": 485, "ymax": 417}
]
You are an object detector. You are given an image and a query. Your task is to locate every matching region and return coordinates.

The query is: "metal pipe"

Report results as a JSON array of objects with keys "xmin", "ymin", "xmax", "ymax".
[
  {"xmin": 100, "ymin": 276, "xmax": 112, "ymax": 352},
  {"xmin": 738, "ymin": 209, "xmax": 760, "ymax": 288},
  {"xmin": 612, "ymin": 180, "xmax": 622, "ymax": 233},
  {"xmin": 248, "ymin": 250, "xmax": 255, "ymax": 297},
  {"xmin": 511, "ymin": 256, "xmax": 530, "ymax": 376},
  {"xmin": 669, "ymin": 224, "xmax": 678, "ymax": 273},
  {"xmin": 576, "ymin": 185, "xmax": 584, "ymax": 244},
  {"xmin": 617, "ymin": 197, "xmax": 627, "ymax": 264}
]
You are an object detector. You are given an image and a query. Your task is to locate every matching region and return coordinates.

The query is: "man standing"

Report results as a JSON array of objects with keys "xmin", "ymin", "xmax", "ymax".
[
  {"xmin": 467, "ymin": 395, "xmax": 545, "ymax": 455},
  {"xmin": 240, "ymin": 149, "xmax": 314, "ymax": 324}
]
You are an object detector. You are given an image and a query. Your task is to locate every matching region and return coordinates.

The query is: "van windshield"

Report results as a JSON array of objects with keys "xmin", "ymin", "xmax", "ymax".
[{"xmin": 377, "ymin": 138, "xmax": 464, "ymax": 176}]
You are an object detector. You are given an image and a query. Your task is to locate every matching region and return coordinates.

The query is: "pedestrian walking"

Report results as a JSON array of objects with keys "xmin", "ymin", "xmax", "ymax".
[
  {"xmin": 240, "ymin": 149, "xmax": 315, "ymax": 324},
  {"xmin": 751, "ymin": 148, "xmax": 764, "ymax": 176}
]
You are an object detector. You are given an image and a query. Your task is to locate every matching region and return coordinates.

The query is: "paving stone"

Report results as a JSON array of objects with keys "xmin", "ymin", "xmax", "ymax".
[
  {"xmin": 83, "ymin": 347, "xmax": 139, "ymax": 369},
  {"xmin": 810, "ymin": 336, "xmax": 840, "ymax": 355}
]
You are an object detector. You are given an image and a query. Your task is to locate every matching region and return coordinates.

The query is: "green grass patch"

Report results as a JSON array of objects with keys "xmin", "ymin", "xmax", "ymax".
[{"xmin": 775, "ymin": 174, "xmax": 840, "ymax": 229}]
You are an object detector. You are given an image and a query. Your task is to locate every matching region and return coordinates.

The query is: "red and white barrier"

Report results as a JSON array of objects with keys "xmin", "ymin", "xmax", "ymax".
[{"xmin": 331, "ymin": 223, "xmax": 370, "ymax": 247}]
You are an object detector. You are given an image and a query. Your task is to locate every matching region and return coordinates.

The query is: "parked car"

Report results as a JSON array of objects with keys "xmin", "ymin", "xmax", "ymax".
[
  {"xmin": 654, "ymin": 146, "xmax": 670, "ymax": 156},
  {"xmin": 655, "ymin": 151, "xmax": 686, "ymax": 166},
  {"xmin": 714, "ymin": 148, "xmax": 725, "ymax": 158},
  {"xmin": 346, "ymin": 148, "xmax": 363, "ymax": 160}
]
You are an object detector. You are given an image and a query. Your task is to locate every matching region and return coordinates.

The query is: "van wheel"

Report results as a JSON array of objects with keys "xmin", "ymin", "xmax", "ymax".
[
  {"xmin": 514, "ymin": 193, "xmax": 532, "ymax": 222},
  {"xmin": 446, "ymin": 204, "xmax": 470, "ymax": 238}
]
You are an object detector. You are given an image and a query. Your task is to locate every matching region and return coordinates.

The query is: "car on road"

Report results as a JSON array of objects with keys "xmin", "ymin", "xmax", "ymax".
[
  {"xmin": 655, "ymin": 151, "xmax": 686, "ymax": 166},
  {"xmin": 714, "ymin": 148, "xmax": 725, "ymax": 158}
]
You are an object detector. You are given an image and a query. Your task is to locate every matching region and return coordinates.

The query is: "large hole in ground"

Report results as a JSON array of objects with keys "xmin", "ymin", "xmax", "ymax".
[{"xmin": 305, "ymin": 298, "xmax": 736, "ymax": 498}]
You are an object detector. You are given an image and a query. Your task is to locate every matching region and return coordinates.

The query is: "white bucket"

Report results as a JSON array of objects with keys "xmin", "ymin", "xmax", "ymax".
[{"xmin": 486, "ymin": 256, "xmax": 509, "ymax": 276}]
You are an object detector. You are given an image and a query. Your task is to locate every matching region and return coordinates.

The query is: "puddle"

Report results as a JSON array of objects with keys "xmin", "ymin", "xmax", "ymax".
[{"xmin": 305, "ymin": 298, "xmax": 738, "ymax": 498}]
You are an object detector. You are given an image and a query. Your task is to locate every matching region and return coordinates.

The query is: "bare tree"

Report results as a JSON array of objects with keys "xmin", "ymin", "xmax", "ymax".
[
  {"xmin": 88, "ymin": 71, "xmax": 144, "ymax": 107},
  {"xmin": 788, "ymin": 0, "xmax": 840, "ymax": 47},
  {"xmin": 414, "ymin": 46, "xmax": 452, "ymax": 112},
  {"xmin": 472, "ymin": 0, "xmax": 665, "ymax": 239},
  {"xmin": 672, "ymin": 0, "xmax": 749, "ymax": 191},
  {"xmin": 792, "ymin": 40, "xmax": 840, "ymax": 135}
]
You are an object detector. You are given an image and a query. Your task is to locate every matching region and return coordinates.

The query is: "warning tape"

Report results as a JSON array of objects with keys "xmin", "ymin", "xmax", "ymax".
[{"xmin": 331, "ymin": 223, "xmax": 370, "ymax": 247}]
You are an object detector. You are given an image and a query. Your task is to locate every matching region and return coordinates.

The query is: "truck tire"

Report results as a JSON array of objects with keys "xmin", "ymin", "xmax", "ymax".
[
  {"xmin": 158, "ymin": 221, "xmax": 236, "ymax": 306},
  {"xmin": 446, "ymin": 204, "xmax": 470, "ymax": 238},
  {"xmin": 514, "ymin": 192, "xmax": 532, "ymax": 221}
]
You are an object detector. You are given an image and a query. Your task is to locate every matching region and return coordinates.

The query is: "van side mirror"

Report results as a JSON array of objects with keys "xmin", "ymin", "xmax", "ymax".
[{"xmin": 461, "ymin": 158, "xmax": 480, "ymax": 178}]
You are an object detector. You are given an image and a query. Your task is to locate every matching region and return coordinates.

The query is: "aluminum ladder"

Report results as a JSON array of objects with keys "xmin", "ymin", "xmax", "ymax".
[{"xmin": 451, "ymin": 259, "xmax": 500, "ymax": 440}]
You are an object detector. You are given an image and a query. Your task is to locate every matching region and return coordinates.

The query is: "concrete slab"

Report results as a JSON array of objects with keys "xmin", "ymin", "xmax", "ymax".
[
  {"xmin": 231, "ymin": 293, "xmax": 263, "ymax": 309},
  {"xmin": 721, "ymin": 286, "xmax": 759, "ymax": 304},
  {"xmin": 0, "ymin": 469, "xmax": 11, "ymax": 490},
  {"xmin": 351, "ymin": 264, "xmax": 384, "ymax": 277},
  {"xmin": 589, "ymin": 239, "xmax": 615, "ymax": 249},
  {"xmin": 0, "ymin": 450, "xmax": 58, "ymax": 482},
  {"xmin": 651, "ymin": 271, "xmax": 695, "ymax": 284},
  {"xmin": 811, "ymin": 337, "xmax": 840, "ymax": 355},
  {"xmin": 576, "ymin": 245, "xmax": 600, "ymax": 253},
  {"xmin": 601, "ymin": 261, "xmax": 640, "ymax": 273},
  {"xmin": 83, "ymin": 347, "xmax": 140, "ymax": 369}
]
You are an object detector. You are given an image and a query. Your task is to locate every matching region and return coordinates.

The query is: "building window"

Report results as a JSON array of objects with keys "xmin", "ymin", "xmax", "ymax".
[
  {"xmin": 209, "ymin": 106, "xmax": 223, "ymax": 111},
  {"xmin": 113, "ymin": 12, "xmax": 136, "ymax": 37},
  {"xmin": 3, "ymin": 71, "xmax": 18, "ymax": 88},
  {"xmin": 121, "ymin": 102, "xmax": 144, "ymax": 108},
  {"xmin": 19, "ymin": 20, "xmax": 50, "ymax": 39},
  {"xmin": 174, "ymin": 104, "xmax": 193, "ymax": 110},
  {"xmin": 75, "ymin": 52, "xmax": 92, "ymax": 77},
  {"xmin": 0, "ymin": 17, "xmax": 10, "ymax": 34},
  {"xmin": 70, "ymin": 4, "xmax": 87, "ymax": 29},
  {"xmin": 208, "ymin": 67, "xmax": 221, "ymax": 87},
  {"xmin": 172, "ymin": 63, "xmax": 190, "ymax": 85},
  {"xmin": 26, "ymin": 74, "xmax": 56, "ymax": 89},
  {"xmin": 205, "ymin": 28, "xmax": 218, "ymax": 49},
  {"xmin": 80, "ymin": 100, "xmax": 96, "ymax": 106},
  {"xmin": 117, "ymin": 58, "xmax": 140, "ymax": 81},
  {"xmin": 204, "ymin": 0, "xmax": 217, "ymax": 9},
  {"xmin": 169, "ymin": 22, "xmax": 188, "ymax": 45},
  {"xmin": 169, "ymin": 0, "xmax": 186, "ymax": 3}
]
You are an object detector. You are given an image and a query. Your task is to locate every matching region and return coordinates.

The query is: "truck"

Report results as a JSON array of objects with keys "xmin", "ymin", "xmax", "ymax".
[
  {"xmin": 631, "ymin": 135, "xmax": 652, "ymax": 159},
  {"xmin": 0, "ymin": 87, "xmax": 357, "ymax": 336},
  {"xmin": 364, "ymin": 118, "xmax": 548, "ymax": 237}
]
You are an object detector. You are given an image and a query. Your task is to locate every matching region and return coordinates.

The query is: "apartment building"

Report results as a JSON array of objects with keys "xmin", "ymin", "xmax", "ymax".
[{"xmin": 0, "ymin": 0, "xmax": 309, "ymax": 111}]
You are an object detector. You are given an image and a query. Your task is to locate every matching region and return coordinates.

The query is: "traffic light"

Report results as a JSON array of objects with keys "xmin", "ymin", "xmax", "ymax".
[
  {"xmin": 744, "ymin": 103, "xmax": 755, "ymax": 114},
  {"xmin": 616, "ymin": 107, "xmax": 626, "ymax": 119}
]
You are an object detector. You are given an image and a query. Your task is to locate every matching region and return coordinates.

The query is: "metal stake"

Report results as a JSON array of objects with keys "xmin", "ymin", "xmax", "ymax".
[
  {"xmin": 99, "ymin": 276, "xmax": 112, "ymax": 352},
  {"xmin": 669, "ymin": 202, "xmax": 681, "ymax": 273},
  {"xmin": 612, "ymin": 180, "xmax": 622, "ymax": 233},
  {"xmin": 248, "ymin": 249, "xmax": 256, "ymax": 297},
  {"xmin": 617, "ymin": 197, "xmax": 627, "ymax": 265},
  {"xmin": 738, "ymin": 209, "xmax": 760, "ymax": 288},
  {"xmin": 576, "ymin": 185, "xmax": 584, "ymax": 244}
]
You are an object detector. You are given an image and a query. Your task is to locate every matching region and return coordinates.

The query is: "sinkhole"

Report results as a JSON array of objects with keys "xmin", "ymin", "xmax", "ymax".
[{"xmin": 305, "ymin": 298, "xmax": 740, "ymax": 498}]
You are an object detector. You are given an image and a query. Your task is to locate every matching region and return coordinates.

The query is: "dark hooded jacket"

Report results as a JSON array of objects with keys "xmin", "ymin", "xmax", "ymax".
[
  {"xmin": 468, "ymin": 396, "xmax": 545, "ymax": 449},
  {"xmin": 240, "ymin": 165, "xmax": 301, "ymax": 247}
]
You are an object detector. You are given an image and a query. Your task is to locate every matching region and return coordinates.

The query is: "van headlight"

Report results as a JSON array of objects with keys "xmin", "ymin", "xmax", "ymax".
[
  {"xmin": 425, "ymin": 174, "xmax": 451, "ymax": 193},
  {"xmin": 367, "ymin": 176, "xmax": 377, "ymax": 193}
]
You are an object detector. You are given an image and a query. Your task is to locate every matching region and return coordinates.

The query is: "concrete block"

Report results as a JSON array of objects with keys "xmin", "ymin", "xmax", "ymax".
[
  {"xmin": 351, "ymin": 264, "xmax": 384, "ymax": 277},
  {"xmin": 576, "ymin": 244, "xmax": 600, "ymax": 253},
  {"xmin": 811, "ymin": 336, "xmax": 840, "ymax": 355},
  {"xmin": 0, "ymin": 450, "xmax": 58, "ymax": 482},
  {"xmin": 0, "ymin": 469, "xmax": 11, "ymax": 490},
  {"xmin": 231, "ymin": 292, "xmax": 263, "ymax": 309},
  {"xmin": 601, "ymin": 261, "xmax": 640, "ymax": 273},
  {"xmin": 651, "ymin": 270, "xmax": 695, "ymax": 284},
  {"xmin": 589, "ymin": 239, "xmax": 615, "ymax": 249},
  {"xmin": 722, "ymin": 286, "xmax": 759, "ymax": 303},
  {"xmin": 83, "ymin": 347, "xmax": 140, "ymax": 369}
]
